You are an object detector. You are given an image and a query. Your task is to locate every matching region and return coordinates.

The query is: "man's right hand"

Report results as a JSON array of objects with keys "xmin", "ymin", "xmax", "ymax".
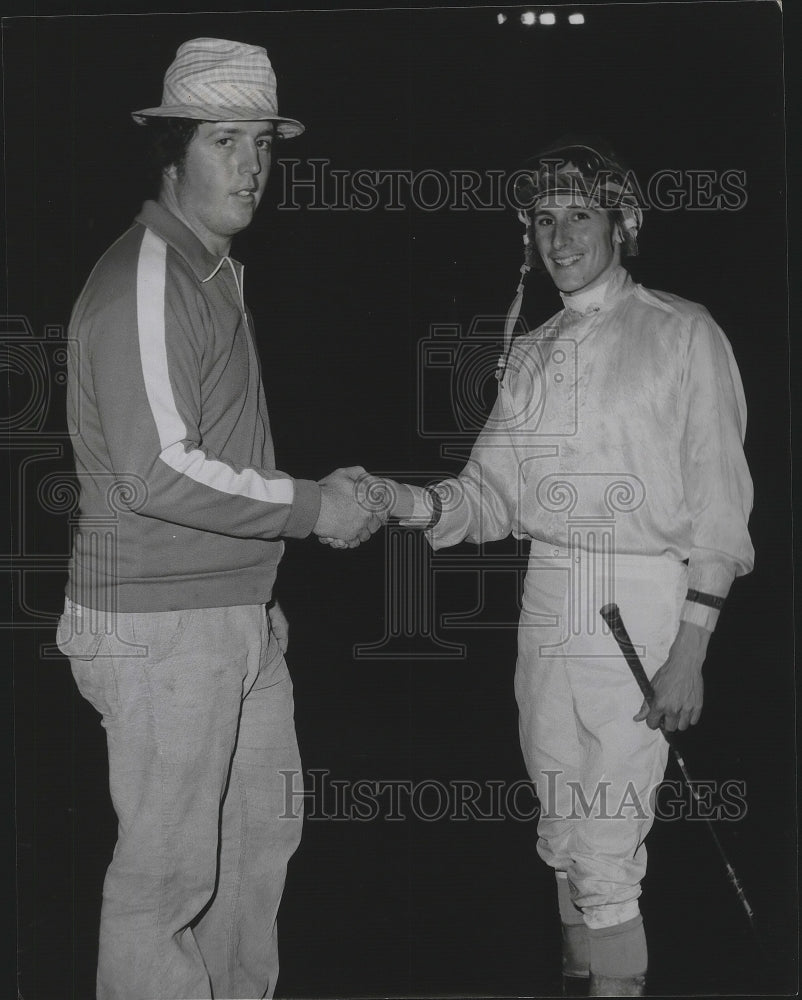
[{"xmin": 313, "ymin": 466, "xmax": 384, "ymax": 547}]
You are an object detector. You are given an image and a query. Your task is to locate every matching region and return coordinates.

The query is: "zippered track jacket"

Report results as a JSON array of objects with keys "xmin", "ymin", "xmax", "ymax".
[{"xmin": 66, "ymin": 200, "xmax": 321, "ymax": 612}]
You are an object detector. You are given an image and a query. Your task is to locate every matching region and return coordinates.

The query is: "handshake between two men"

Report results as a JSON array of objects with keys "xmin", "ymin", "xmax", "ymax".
[{"xmin": 312, "ymin": 466, "xmax": 418, "ymax": 549}]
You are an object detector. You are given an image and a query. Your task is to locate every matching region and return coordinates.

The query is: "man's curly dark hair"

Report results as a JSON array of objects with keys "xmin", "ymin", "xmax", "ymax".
[{"xmin": 139, "ymin": 117, "xmax": 203, "ymax": 197}]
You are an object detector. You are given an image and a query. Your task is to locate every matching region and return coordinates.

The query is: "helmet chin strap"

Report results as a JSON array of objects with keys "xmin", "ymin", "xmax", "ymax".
[
  {"xmin": 494, "ymin": 207, "xmax": 537, "ymax": 386},
  {"xmin": 495, "ymin": 260, "xmax": 531, "ymax": 386}
]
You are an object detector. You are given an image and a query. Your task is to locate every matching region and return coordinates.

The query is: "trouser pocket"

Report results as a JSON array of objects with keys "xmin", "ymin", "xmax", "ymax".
[
  {"xmin": 57, "ymin": 599, "xmax": 116, "ymax": 719},
  {"xmin": 56, "ymin": 598, "xmax": 103, "ymax": 660}
]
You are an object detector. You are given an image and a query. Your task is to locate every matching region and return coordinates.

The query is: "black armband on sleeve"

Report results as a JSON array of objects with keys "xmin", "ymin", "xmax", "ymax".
[{"xmin": 685, "ymin": 589, "xmax": 725, "ymax": 611}]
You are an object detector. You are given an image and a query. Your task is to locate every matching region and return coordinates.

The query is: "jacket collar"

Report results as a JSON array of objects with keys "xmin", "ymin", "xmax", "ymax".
[
  {"xmin": 560, "ymin": 265, "xmax": 632, "ymax": 317},
  {"xmin": 135, "ymin": 200, "xmax": 240, "ymax": 283}
]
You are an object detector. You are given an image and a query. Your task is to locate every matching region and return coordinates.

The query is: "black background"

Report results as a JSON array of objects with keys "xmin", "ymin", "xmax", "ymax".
[{"xmin": 2, "ymin": 3, "xmax": 796, "ymax": 998}]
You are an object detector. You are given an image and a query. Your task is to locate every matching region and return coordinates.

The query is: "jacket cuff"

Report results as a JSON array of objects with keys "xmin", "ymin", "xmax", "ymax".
[
  {"xmin": 683, "ymin": 552, "xmax": 737, "ymax": 631},
  {"xmin": 680, "ymin": 600, "xmax": 720, "ymax": 632},
  {"xmin": 397, "ymin": 484, "xmax": 438, "ymax": 527},
  {"xmin": 283, "ymin": 479, "xmax": 322, "ymax": 538}
]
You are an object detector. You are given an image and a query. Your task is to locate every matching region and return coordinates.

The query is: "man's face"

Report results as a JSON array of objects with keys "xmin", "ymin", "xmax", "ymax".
[
  {"xmin": 532, "ymin": 194, "xmax": 622, "ymax": 295},
  {"xmin": 165, "ymin": 121, "xmax": 274, "ymax": 255}
]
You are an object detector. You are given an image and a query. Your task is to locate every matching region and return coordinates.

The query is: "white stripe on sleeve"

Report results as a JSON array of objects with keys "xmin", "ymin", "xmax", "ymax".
[{"xmin": 135, "ymin": 229, "xmax": 293, "ymax": 505}]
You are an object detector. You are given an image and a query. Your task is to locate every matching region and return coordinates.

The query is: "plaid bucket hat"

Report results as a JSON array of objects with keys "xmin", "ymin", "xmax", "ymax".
[{"xmin": 132, "ymin": 37, "xmax": 305, "ymax": 138}]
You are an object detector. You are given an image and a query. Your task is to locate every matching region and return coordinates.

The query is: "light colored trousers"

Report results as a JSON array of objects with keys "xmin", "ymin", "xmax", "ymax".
[
  {"xmin": 57, "ymin": 599, "xmax": 303, "ymax": 1000},
  {"xmin": 514, "ymin": 542, "xmax": 684, "ymax": 920}
]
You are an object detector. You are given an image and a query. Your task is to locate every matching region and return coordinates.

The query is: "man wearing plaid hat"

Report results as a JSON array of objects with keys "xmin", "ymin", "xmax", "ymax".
[
  {"xmin": 364, "ymin": 139, "xmax": 754, "ymax": 995},
  {"xmin": 57, "ymin": 38, "xmax": 381, "ymax": 1000}
]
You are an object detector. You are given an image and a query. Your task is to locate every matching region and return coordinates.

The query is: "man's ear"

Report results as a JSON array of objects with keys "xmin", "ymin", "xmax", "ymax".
[
  {"xmin": 612, "ymin": 221, "xmax": 625, "ymax": 246},
  {"xmin": 164, "ymin": 163, "xmax": 179, "ymax": 182}
]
